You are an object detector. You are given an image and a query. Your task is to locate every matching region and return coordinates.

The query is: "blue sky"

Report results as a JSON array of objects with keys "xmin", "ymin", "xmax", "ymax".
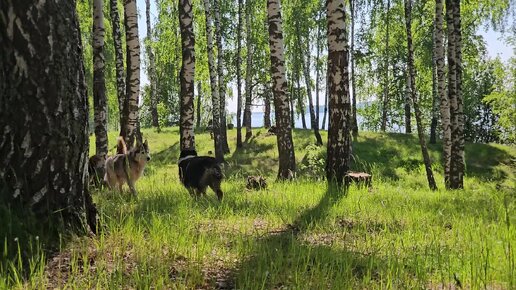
[{"xmin": 135, "ymin": 0, "xmax": 514, "ymax": 113}]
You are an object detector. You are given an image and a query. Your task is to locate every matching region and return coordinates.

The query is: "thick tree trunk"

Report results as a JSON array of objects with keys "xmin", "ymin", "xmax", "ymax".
[
  {"xmin": 297, "ymin": 25, "xmax": 323, "ymax": 145},
  {"xmin": 380, "ymin": 0, "xmax": 390, "ymax": 132},
  {"xmin": 326, "ymin": 0, "xmax": 351, "ymax": 185},
  {"xmin": 264, "ymin": 89, "xmax": 272, "ymax": 128},
  {"xmin": 429, "ymin": 21, "xmax": 439, "ymax": 144},
  {"xmin": 93, "ymin": 0, "xmax": 109, "ymax": 157},
  {"xmin": 179, "ymin": 0, "xmax": 196, "ymax": 151},
  {"xmin": 449, "ymin": 0, "xmax": 464, "ymax": 189},
  {"xmin": 404, "ymin": 0, "xmax": 437, "ymax": 190},
  {"xmin": 0, "ymin": 0, "xmax": 97, "ymax": 232},
  {"xmin": 203, "ymin": 0, "xmax": 223, "ymax": 160},
  {"xmin": 349, "ymin": 0, "xmax": 358, "ymax": 138},
  {"xmin": 109, "ymin": 0, "xmax": 126, "ymax": 131},
  {"xmin": 244, "ymin": 0, "xmax": 253, "ymax": 142},
  {"xmin": 436, "ymin": 0, "xmax": 450, "ymax": 187},
  {"xmin": 214, "ymin": 0, "xmax": 229, "ymax": 153},
  {"xmin": 121, "ymin": 0, "xmax": 141, "ymax": 148},
  {"xmin": 267, "ymin": 0, "xmax": 296, "ymax": 180},
  {"xmin": 236, "ymin": 0, "xmax": 243, "ymax": 148},
  {"xmin": 196, "ymin": 82, "xmax": 202, "ymax": 129},
  {"xmin": 146, "ymin": 0, "xmax": 160, "ymax": 130}
]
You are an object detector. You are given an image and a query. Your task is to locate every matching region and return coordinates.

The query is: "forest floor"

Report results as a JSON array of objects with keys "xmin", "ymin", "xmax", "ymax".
[{"xmin": 2, "ymin": 127, "xmax": 515, "ymax": 289}]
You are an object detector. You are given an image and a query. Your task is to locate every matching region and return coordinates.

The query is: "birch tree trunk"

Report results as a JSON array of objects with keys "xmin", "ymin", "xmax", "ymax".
[
  {"xmin": 196, "ymin": 82, "xmax": 202, "ymax": 129},
  {"xmin": 445, "ymin": 0, "xmax": 457, "ymax": 188},
  {"xmin": 449, "ymin": 0, "xmax": 464, "ymax": 189},
  {"xmin": 0, "ymin": 0, "xmax": 97, "ymax": 232},
  {"xmin": 404, "ymin": 71, "xmax": 412, "ymax": 134},
  {"xmin": 214, "ymin": 0, "xmax": 230, "ymax": 153},
  {"xmin": 244, "ymin": 0, "xmax": 253, "ymax": 142},
  {"xmin": 267, "ymin": 0, "xmax": 296, "ymax": 180},
  {"xmin": 289, "ymin": 78, "xmax": 296, "ymax": 128},
  {"xmin": 93, "ymin": 0, "xmax": 109, "ymax": 157},
  {"xmin": 109, "ymin": 0, "xmax": 126, "ymax": 131},
  {"xmin": 380, "ymin": 0, "xmax": 390, "ymax": 132},
  {"xmin": 146, "ymin": 0, "xmax": 160, "ymax": 130},
  {"xmin": 321, "ymin": 76, "xmax": 328, "ymax": 130},
  {"xmin": 430, "ymin": 21, "xmax": 439, "ymax": 144},
  {"xmin": 121, "ymin": 0, "xmax": 141, "ymax": 148},
  {"xmin": 436, "ymin": 0, "xmax": 450, "ymax": 187},
  {"xmin": 295, "ymin": 66, "xmax": 307, "ymax": 129},
  {"xmin": 298, "ymin": 25, "xmax": 323, "ymax": 145},
  {"xmin": 203, "ymin": 0, "xmax": 223, "ymax": 160},
  {"xmin": 404, "ymin": 0, "xmax": 437, "ymax": 190},
  {"xmin": 315, "ymin": 13, "xmax": 322, "ymax": 131},
  {"xmin": 326, "ymin": 0, "xmax": 351, "ymax": 185},
  {"xmin": 349, "ymin": 0, "xmax": 358, "ymax": 138},
  {"xmin": 264, "ymin": 88, "xmax": 272, "ymax": 128},
  {"xmin": 236, "ymin": 0, "xmax": 243, "ymax": 148},
  {"xmin": 179, "ymin": 0, "xmax": 196, "ymax": 151}
]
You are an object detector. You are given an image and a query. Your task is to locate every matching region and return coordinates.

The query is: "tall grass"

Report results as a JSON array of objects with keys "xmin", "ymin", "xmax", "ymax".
[{"xmin": 1, "ymin": 127, "xmax": 514, "ymax": 289}]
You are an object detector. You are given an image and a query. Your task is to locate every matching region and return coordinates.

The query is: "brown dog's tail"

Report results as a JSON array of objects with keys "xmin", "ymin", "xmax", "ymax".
[{"xmin": 116, "ymin": 136, "xmax": 127, "ymax": 155}]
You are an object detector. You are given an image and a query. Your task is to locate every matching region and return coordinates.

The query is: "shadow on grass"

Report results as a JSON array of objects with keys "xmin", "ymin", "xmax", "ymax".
[
  {"xmin": 351, "ymin": 134, "xmax": 513, "ymax": 183},
  {"xmin": 464, "ymin": 143, "xmax": 513, "ymax": 181},
  {"xmin": 224, "ymin": 184, "xmax": 422, "ymax": 289},
  {"xmin": 151, "ymin": 142, "xmax": 180, "ymax": 165},
  {"xmin": 225, "ymin": 139, "xmax": 275, "ymax": 178}
]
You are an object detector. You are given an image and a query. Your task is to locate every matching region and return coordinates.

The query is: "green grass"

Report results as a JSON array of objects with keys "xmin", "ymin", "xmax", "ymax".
[{"xmin": 1, "ymin": 127, "xmax": 515, "ymax": 289}]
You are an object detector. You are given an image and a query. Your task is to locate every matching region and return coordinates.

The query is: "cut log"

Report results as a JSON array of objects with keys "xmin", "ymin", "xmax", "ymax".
[{"xmin": 345, "ymin": 172, "xmax": 372, "ymax": 188}]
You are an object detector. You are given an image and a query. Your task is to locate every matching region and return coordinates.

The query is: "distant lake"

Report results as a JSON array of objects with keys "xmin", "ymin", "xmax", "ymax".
[{"xmin": 231, "ymin": 107, "xmax": 364, "ymax": 130}]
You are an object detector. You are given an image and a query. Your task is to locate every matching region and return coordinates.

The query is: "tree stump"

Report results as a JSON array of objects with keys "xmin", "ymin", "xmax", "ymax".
[{"xmin": 345, "ymin": 172, "xmax": 372, "ymax": 188}]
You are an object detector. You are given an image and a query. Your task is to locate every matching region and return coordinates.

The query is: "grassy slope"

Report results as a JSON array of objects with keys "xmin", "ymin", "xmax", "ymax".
[{"xmin": 3, "ymin": 127, "xmax": 516, "ymax": 289}]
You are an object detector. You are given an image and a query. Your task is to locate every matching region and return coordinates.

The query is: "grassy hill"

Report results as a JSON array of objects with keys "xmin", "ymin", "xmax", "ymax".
[{"xmin": 2, "ymin": 127, "xmax": 515, "ymax": 289}]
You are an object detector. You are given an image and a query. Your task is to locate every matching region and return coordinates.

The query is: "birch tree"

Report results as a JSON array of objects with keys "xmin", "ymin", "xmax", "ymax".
[
  {"xmin": 0, "ymin": 0, "xmax": 97, "ymax": 232},
  {"xmin": 203, "ymin": 0, "xmax": 223, "ymax": 160},
  {"xmin": 179, "ymin": 0, "xmax": 196, "ymax": 151},
  {"xmin": 146, "ymin": 0, "xmax": 160, "ymax": 130},
  {"xmin": 214, "ymin": 0, "xmax": 230, "ymax": 153},
  {"xmin": 109, "ymin": 0, "xmax": 126, "ymax": 130},
  {"xmin": 325, "ymin": 0, "xmax": 351, "ymax": 185},
  {"xmin": 267, "ymin": 0, "xmax": 296, "ymax": 179},
  {"xmin": 121, "ymin": 0, "xmax": 141, "ymax": 148},
  {"xmin": 404, "ymin": 0, "xmax": 437, "ymax": 190},
  {"xmin": 93, "ymin": 0, "xmax": 108, "ymax": 157}
]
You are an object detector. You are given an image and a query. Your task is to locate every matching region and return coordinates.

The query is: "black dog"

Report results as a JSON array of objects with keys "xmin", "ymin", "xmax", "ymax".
[{"xmin": 178, "ymin": 150, "xmax": 224, "ymax": 200}]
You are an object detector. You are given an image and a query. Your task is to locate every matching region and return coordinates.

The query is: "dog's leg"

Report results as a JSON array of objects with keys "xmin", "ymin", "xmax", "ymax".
[
  {"xmin": 209, "ymin": 183, "xmax": 223, "ymax": 201},
  {"xmin": 199, "ymin": 186, "xmax": 207, "ymax": 197},
  {"xmin": 127, "ymin": 179, "xmax": 137, "ymax": 197},
  {"xmin": 187, "ymin": 188, "xmax": 196, "ymax": 198}
]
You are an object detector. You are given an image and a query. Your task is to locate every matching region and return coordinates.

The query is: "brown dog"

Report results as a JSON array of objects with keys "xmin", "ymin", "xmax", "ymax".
[{"xmin": 104, "ymin": 137, "xmax": 150, "ymax": 195}]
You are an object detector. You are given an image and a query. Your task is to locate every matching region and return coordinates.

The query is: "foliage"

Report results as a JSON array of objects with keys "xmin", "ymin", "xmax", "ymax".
[
  {"xmin": 298, "ymin": 144, "xmax": 326, "ymax": 180},
  {"xmin": 483, "ymin": 57, "xmax": 516, "ymax": 143}
]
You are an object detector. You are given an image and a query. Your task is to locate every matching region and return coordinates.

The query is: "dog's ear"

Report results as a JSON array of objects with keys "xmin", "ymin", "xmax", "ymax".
[{"xmin": 144, "ymin": 139, "xmax": 148, "ymax": 147}]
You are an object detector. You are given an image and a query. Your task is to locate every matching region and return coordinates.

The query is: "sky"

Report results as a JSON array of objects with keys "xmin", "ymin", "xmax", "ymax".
[{"xmin": 135, "ymin": 0, "xmax": 514, "ymax": 113}]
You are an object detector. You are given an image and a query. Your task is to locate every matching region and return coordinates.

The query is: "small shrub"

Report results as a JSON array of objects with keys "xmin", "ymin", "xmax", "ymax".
[{"xmin": 299, "ymin": 144, "xmax": 326, "ymax": 180}]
